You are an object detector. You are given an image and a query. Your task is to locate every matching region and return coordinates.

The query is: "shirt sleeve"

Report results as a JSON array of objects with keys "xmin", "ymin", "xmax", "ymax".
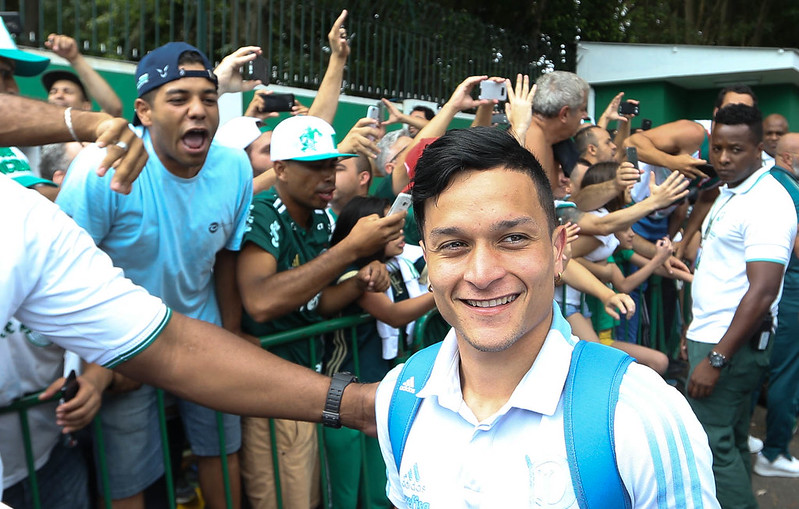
[
  {"xmin": 241, "ymin": 197, "xmax": 283, "ymax": 260},
  {"xmin": 742, "ymin": 184, "xmax": 796, "ymax": 265},
  {"xmin": 55, "ymin": 144, "xmax": 118, "ymax": 243},
  {"xmin": 615, "ymin": 364, "xmax": 720, "ymax": 508},
  {"xmin": 14, "ymin": 187, "xmax": 170, "ymax": 368}
]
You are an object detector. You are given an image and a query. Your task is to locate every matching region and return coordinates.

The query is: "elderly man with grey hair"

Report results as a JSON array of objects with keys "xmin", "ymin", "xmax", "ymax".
[{"xmin": 524, "ymin": 70, "xmax": 590, "ymax": 190}]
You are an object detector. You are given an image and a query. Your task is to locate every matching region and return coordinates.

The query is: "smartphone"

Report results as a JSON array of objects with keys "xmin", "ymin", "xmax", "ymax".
[
  {"xmin": 491, "ymin": 112, "xmax": 509, "ymax": 126},
  {"xmin": 619, "ymin": 100, "xmax": 639, "ymax": 116},
  {"xmin": 60, "ymin": 370, "xmax": 79, "ymax": 447},
  {"xmin": 242, "ymin": 55, "xmax": 270, "ymax": 85},
  {"xmin": 367, "ymin": 105, "xmax": 380, "ymax": 121},
  {"xmin": 626, "ymin": 146, "xmax": 640, "ymax": 182},
  {"xmin": 260, "ymin": 92, "xmax": 295, "ymax": 112},
  {"xmin": 388, "ymin": 192, "xmax": 412, "ymax": 216},
  {"xmin": 479, "ymin": 81, "xmax": 507, "ymax": 101},
  {"xmin": 695, "ymin": 163, "xmax": 718, "ymax": 179},
  {"xmin": 641, "ymin": 118, "xmax": 652, "ymax": 131},
  {"xmin": 552, "ymin": 138, "xmax": 579, "ymax": 177}
]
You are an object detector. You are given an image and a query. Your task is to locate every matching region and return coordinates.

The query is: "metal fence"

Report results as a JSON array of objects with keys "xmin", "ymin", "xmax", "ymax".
[{"xmin": 2, "ymin": 0, "xmax": 574, "ymax": 103}]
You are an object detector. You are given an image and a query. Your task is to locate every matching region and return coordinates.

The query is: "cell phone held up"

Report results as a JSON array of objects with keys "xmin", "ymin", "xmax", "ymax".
[
  {"xmin": 242, "ymin": 55, "xmax": 270, "ymax": 85},
  {"xmin": 388, "ymin": 192, "xmax": 412, "ymax": 216},
  {"xmin": 626, "ymin": 146, "xmax": 640, "ymax": 182},
  {"xmin": 478, "ymin": 80, "xmax": 507, "ymax": 101},
  {"xmin": 259, "ymin": 92, "xmax": 295, "ymax": 113},
  {"xmin": 619, "ymin": 100, "xmax": 639, "ymax": 116}
]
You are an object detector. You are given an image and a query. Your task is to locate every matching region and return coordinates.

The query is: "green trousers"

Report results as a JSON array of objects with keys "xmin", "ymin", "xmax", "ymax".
[
  {"xmin": 686, "ymin": 339, "xmax": 771, "ymax": 509},
  {"xmin": 322, "ymin": 426, "xmax": 391, "ymax": 509}
]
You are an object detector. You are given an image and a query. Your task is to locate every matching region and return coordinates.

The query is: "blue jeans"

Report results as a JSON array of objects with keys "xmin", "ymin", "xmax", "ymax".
[{"xmin": 2, "ymin": 439, "xmax": 89, "ymax": 509}]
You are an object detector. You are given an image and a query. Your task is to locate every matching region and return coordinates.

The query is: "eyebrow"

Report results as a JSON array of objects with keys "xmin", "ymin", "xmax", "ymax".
[
  {"xmin": 164, "ymin": 87, "xmax": 218, "ymax": 96},
  {"xmin": 428, "ymin": 217, "xmax": 537, "ymax": 238}
]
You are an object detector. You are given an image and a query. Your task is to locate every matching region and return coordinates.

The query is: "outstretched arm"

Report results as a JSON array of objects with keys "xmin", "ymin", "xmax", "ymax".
[
  {"xmin": 46, "ymin": 34, "xmax": 123, "ymax": 116},
  {"xmin": 308, "ymin": 10, "xmax": 350, "ymax": 124}
]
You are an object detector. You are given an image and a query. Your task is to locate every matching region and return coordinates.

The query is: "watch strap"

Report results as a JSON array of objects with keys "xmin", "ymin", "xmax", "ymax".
[{"xmin": 322, "ymin": 372, "xmax": 358, "ymax": 428}]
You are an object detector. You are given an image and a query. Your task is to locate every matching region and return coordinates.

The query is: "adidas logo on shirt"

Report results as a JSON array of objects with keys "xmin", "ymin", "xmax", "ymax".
[
  {"xmin": 401, "ymin": 462, "xmax": 427, "ymax": 494},
  {"xmin": 399, "ymin": 376, "xmax": 416, "ymax": 394}
]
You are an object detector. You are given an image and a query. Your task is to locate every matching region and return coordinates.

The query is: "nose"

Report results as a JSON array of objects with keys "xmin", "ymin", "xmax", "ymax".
[
  {"xmin": 187, "ymin": 96, "xmax": 207, "ymax": 118},
  {"xmin": 463, "ymin": 242, "xmax": 505, "ymax": 290}
]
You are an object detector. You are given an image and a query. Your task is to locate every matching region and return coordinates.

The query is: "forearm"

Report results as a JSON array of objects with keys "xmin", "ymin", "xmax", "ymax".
[
  {"xmin": 214, "ymin": 249, "xmax": 242, "ymax": 332},
  {"xmin": 714, "ymin": 288, "xmax": 777, "ymax": 359},
  {"xmin": 252, "ymin": 170, "xmax": 276, "ymax": 195},
  {"xmin": 575, "ymin": 257, "xmax": 614, "ymax": 283},
  {"xmin": 119, "ymin": 312, "xmax": 374, "ymax": 431},
  {"xmin": 683, "ymin": 189, "xmax": 717, "ymax": 241},
  {"xmin": 241, "ymin": 243, "xmax": 357, "ymax": 322},
  {"xmin": 318, "ymin": 278, "xmax": 363, "ymax": 317},
  {"xmin": 625, "ymin": 134, "xmax": 679, "ymax": 169},
  {"xmin": 614, "ymin": 258, "xmax": 660, "ymax": 293},
  {"xmin": 572, "ymin": 181, "xmax": 621, "ymax": 212},
  {"xmin": 70, "ymin": 54, "xmax": 123, "ymax": 116},
  {"xmin": 561, "ymin": 262, "xmax": 615, "ymax": 301},
  {"xmin": 471, "ymin": 103, "xmax": 493, "ymax": 127},
  {"xmin": 361, "ymin": 292, "xmax": 436, "ymax": 328},
  {"xmin": 0, "ymin": 94, "xmax": 110, "ymax": 144},
  {"xmin": 308, "ymin": 55, "xmax": 346, "ymax": 124},
  {"xmin": 81, "ymin": 362, "xmax": 113, "ymax": 392},
  {"xmin": 579, "ymin": 201, "xmax": 656, "ymax": 236}
]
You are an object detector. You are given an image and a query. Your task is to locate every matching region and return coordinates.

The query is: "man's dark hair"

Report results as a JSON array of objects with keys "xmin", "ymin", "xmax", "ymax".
[
  {"xmin": 714, "ymin": 104, "xmax": 763, "ymax": 144},
  {"xmin": 411, "ymin": 126, "xmax": 556, "ymax": 235},
  {"xmin": 411, "ymin": 105, "xmax": 435, "ymax": 121},
  {"xmin": 330, "ymin": 196, "xmax": 391, "ymax": 267},
  {"xmin": 714, "ymin": 85, "xmax": 758, "ymax": 111},
  {"xmin": 574, "ymin": 125, "xmax": 602, "ymax": 156}
]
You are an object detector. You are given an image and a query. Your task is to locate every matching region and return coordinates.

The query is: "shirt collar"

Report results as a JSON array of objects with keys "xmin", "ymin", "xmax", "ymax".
[
  {"xmin": 417, "ymin": 302, "xmax": 577, "ymax": 420},
  {"xmin": 723, "ymin": 165, "xmax": 771, "ymax": 196}
]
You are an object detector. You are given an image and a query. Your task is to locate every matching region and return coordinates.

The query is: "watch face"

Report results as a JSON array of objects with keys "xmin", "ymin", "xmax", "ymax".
[{"xmin": 708, "ymin": 352, "xmax": 726, "ymax": 368}]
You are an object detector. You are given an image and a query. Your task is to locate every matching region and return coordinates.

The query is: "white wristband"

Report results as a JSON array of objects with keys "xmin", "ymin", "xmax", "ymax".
[{"xmin": 64, "ymin": 107, "xmax": 81, "ymax": 142}]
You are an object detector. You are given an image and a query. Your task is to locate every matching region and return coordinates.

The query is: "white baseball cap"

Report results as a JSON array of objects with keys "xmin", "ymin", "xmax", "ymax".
[
  {"xmin": 214, "ymin": 116, "xmax": 268, "ymax": 150},
  {"xmin": 270, "ymin": 115, "xmax": 355, "ymax": 162}
]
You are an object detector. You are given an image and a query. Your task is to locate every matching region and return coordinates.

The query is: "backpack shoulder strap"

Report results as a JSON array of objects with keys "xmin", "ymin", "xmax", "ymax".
[
  {"xmin": 387, "ymin": 342, "xmax": 443, "ymax": 472},
  {"xmin": 564, "ymin": 340, "xmax": 634, "ymax": 509}
]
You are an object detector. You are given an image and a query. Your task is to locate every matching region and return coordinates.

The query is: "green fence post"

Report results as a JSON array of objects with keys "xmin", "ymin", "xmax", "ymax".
[
  {"xmin": 215, "ymin": 411, "xmax": 233, "ymax": 508},
  {"xmin": 156, "ymin": 389, "xmax": 176, "ymax": 509}
]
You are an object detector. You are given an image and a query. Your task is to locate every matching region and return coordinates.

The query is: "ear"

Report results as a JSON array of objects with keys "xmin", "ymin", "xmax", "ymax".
[
  {"xmin": 273, "ymin": 161, "xmax": 289, "ymax": 182},
  {"xmin": 558, "ymin": 105, "xmax": 571, "ymax": 124},
  {"xmin": 420, "ymin": 240, "xmax": 427, "ymax": 262},
  {"xmin": 134, "ymin": 98, "xmax": 153, "ymax": 127},
  {"xmin": 587, "ymin": 143, "xmax": 598, "ymax": 157},
  {"xmin": 358, "ymin": 170, "xmax": 370, "ymax": 187},
  {"xmin": 52, "ymin": 169, "xmax": 66, "ymax": 186}
]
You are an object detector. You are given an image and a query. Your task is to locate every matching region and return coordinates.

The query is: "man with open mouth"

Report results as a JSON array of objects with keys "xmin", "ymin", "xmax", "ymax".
[{"xmin": 56, "ymin": 42, "xmax": 253, "ymax": 509}]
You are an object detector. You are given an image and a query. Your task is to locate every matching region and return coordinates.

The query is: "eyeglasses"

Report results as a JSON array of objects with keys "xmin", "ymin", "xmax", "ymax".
[{"xmin": 388, "ymin": 144, "xmax": 409, "ymax": 165}]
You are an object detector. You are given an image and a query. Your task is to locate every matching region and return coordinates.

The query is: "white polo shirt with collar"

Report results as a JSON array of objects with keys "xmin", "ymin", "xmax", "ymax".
[
  {"xmin": 687, "ymin": 166, "xmax": 797, "ymax": 345},
  {"xmin": 376, "ymin": 303, "xmax": 719, "ymax": 509}
]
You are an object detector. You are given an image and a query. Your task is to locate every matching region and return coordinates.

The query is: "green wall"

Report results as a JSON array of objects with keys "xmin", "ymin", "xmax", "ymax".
[
  {"xmin": 18, "ymin": 64, "xmax": 471, "ymax": 137},
  {"xmin": 594, "ymin": 82, "xmax": 799, "ymax": 130}
]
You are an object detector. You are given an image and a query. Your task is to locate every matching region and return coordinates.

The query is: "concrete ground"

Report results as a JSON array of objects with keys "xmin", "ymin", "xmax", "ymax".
[{"xmin": 749, "ymin": 404, "xmax": 799, "ymax": 509}]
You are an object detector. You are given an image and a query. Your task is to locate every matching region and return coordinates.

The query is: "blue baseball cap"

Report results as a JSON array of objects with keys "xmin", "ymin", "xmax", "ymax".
[{"xmin": 135, "ymin": 42, "xmax": 217, "ymax": 98}]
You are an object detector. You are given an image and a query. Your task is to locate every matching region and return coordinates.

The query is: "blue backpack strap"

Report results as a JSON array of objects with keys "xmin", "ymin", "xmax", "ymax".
[
  {"xmin": 564, "ymin": 340, "xmax": 634, "ymax": 509},
  {"xmin": 387, "ymin": 342, "xmax": 443, "ymax": 472}
]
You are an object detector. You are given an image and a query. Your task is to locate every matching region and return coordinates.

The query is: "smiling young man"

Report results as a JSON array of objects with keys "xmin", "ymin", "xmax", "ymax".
[
  {"xmin": 375, "ymin": 127, "xmax": 718, "ymax": 508},
  {"xmin": 685, "ymin": 104, "xmax": 798, "ymax": 508},
  {"xmin": 56, "ymin": 42, "xmax": 252, "ymax": 509}
]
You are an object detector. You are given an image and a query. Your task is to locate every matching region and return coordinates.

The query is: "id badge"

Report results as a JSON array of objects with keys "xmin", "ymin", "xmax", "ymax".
[{"xmin": 694, "ymin": 246, "xmax": 702, "ymax": 271}]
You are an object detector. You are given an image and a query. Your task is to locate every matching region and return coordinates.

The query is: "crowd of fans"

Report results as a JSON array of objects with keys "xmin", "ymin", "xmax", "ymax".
[{"xmin": 2, "ymin": 7, "xmax": 798, "ymax": 509}]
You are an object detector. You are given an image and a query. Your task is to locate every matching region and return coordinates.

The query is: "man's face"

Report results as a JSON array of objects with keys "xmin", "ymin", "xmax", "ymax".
[
  {"xmin": 134, "ymin": 63, "xmax": 219, "ymax": 176},
  {"xmin": 277, "ymin": 158, "xmax": 338, "ymax": 211},
  {"xmin": 710, "ymin": 123, "xmax": 763, "ymax": 188},
  {"xmin": 331, "ymin": 157, "xmax": 363, "ymax": 211},
  {"xmin": 763, "ymin": 116, "xmax": 788, "ymax": 157},
  {"xmin": 592, "ymin": 128, "xmax": 617, "ymax": 162},
  {"xmin": 0, "ymin": 57, "xmax": 19, "ymax": 94},
  {"xmin": 421, "ymin": 168, "xmax": 564, "ymax": 353},
  {"xmin": 48, "ymin": 79, "xmax": 89, "ymax": 109},
  {"xmin": 407, "ymin": 110, "xmax": 428, "ymax": 137},
  {"xmin": 246, "ymin": 131, "xmax": 273, "ymax": 177}
]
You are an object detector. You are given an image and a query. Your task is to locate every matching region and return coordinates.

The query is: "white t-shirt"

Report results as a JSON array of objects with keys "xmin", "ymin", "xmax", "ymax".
[
  {"xmin": 687, "ymin": 167, "xmax": 797, "ymax": 343},
  {"xmin": 0, "ymin": 174, "xmax": 171, "ymax": 496},
  {"xmin": 376, "ymin": 304, "xmax": 719, "ymax": 508}
]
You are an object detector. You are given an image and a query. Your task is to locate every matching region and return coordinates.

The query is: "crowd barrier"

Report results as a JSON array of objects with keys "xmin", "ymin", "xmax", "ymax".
[{"xmin": 1, "ymin": 286, "xmax": 678, "ymax": 508}]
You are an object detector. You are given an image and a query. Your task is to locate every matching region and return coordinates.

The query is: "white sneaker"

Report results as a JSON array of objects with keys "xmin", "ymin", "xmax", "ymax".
[
  {"xmin": 748, "ymin": 435, "xmax": 763, "ymax": 453},
  {"xmin": 753, "ymin": 452, "xmax": 799, "ymax": 477}
]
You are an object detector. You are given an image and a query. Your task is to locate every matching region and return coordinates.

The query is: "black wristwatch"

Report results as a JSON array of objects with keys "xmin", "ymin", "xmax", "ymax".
[
  {"xmin": 322, "ymin": 372, "xmax": 358, "ymax": 428},
  {"xmin": 707, "ymin": 350, "xmax": 728, "ymax": 368}
]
